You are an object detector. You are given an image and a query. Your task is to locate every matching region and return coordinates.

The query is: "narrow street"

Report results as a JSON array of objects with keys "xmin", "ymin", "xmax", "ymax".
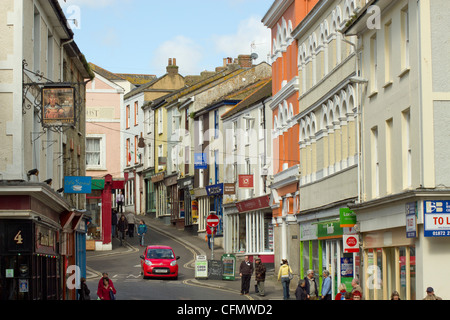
[{"xmin": 86, "ymin": 219, "xmax": 252, "ymax": 301}]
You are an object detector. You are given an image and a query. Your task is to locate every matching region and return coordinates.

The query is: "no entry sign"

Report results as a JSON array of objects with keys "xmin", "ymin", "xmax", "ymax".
[{"xmin": 206, "ymin": 214, "xmax": 219, "ymax": 228}]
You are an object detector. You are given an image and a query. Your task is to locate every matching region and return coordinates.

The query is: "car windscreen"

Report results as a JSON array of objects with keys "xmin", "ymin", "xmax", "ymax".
[{"xmin": 146, "ymin": 248, "xmax": 175, "ymax": 259}]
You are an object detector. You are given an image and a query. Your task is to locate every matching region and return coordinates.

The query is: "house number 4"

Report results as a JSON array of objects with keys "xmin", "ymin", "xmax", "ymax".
[{"xmin": 14, "ymin": 230, "xmax": 24, "ymax": 244}]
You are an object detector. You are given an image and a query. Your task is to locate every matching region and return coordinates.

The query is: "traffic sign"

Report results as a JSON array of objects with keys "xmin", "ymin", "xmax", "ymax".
[{"xmin": 206, "ymin": 214, "xmax": 219, "ymax": 228}]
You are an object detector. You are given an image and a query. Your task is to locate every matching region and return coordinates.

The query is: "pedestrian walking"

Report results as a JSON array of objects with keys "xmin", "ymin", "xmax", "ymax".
[
  {"xmin": 335, "ymin": 283, "xmax": 347, "ymax": 300},
  {"xmin": 321, "ymin": 270, "xmax": 332, "ymax": 300},
  {"xmin": 117, "ymin": 214, "xmax": 128, "ymax": 246},
  {"xmin": 351, "ymin": 278, "xmax": 363, "ymax": 299},
  {"xmin": 97, "ymin": 277, "xmax": 116, "ymax": 300},
  {"xmin": 304, "ymin": 269, "xmax": 318, "ymax": 300},
  {"xmin": 126, "ymin": 212, "xmax": 135, "ymax": 238},
  {"xmin": 78, "ymin": 277, "xmax": 90, "ymax": 300},
  {"xmin": 206, "ymin": 226, "xmax": 217, "ymax": 249},
  {"xmin": 423, "ymin": 287, "xmax": 442, "ymax": 300},
  {"xmin": 254, "ymin": 258, "xmax": 266, "ymax": 296},
  {"xmin": 116, "ymin": 190, "xmax": 124, "ymax": 213},
  {"xmin": 278, "ymin": 259, "xmax": 293, "ymax": 300},
  {"xmin": 111, "ymin": 209, "xmax": 118, "ymax": 238},
  {"xmin": 97, "ymin": 273, "xmax": 116, "ymax": 300},
  {"xmin": 137, "ymin": 220, "xmax": 147, "ymax": 247},
  {"xmin": 239, "ymin": 255, "xmax": 253, "ymax": 295},
  {"xmin": 295, "ymin": 279, "xmax": 307, "ymax": 300}
]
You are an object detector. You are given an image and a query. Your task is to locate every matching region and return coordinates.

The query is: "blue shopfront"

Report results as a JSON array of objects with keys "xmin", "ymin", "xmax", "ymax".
[{"xmin": 206, "ymin": 183, "xmax": 224, "ymax": 235}]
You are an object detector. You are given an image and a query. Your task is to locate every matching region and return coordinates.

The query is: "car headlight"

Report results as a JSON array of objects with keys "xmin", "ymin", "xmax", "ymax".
[
  {"xmin": 170, "ymin": 260, "xmax": 177, "ymax": 267},
  {"xmin": 145, "ymin": 260, "xmax": 152, "ymax": 266}
]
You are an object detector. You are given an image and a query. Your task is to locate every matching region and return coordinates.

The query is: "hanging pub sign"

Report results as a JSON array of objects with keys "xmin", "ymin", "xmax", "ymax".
[{"xmin": 41, "ymin": 85, "xmax": 76, "ymax": 127}]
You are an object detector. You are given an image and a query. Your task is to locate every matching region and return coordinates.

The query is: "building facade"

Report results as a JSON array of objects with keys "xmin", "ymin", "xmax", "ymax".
[
  {"xmin": 292, "ymin": 0, "xmax": 361, "ymax": 297},
  {"xmin": 0, "ymin": 0, "xmax": 92, "ymax": 299},
  {"xmin": 221, "ymin": 78, "xmax": 274, "ymax": 262},
  {"xmin": 344, "ymin": 0, "xmax": 450, "ymax": 300},
  {"xmin": 262, "ymin": 0, "xmax": 319, "ymax": 277}
]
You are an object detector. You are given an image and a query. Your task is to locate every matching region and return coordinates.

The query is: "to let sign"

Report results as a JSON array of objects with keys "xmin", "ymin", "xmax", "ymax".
[{"xmin": 424, "ymin": 200, "xmax": 450, "ymax": 237}]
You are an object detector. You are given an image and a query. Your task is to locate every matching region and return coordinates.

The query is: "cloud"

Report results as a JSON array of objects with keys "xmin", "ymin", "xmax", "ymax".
[
  {"xmin": 150, "ymin": 35, "xmax": 204, "ymax": 76},
  {"xmin": 212, "ymin": 16, "xmax": 271, "ymax": 65}
]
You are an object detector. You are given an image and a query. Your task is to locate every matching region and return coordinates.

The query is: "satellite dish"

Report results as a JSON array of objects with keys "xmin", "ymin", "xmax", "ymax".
[{"xmin": 251, "ymin": 52, "xmax": 259, "ymax": 60}]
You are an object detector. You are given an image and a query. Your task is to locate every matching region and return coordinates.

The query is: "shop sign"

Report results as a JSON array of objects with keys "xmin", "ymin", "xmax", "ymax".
[
  {"xmin": 343, "ymin": 234, "xmax": 359, "ymax": 253},
  {"xmin": 91, "ymin": 179, "xmax": 105, "ymax": 190},
  {"xmin": 195, "ymin": 255, "xmax": 208, "ymax": 279},
  {"xmin": 194, "ymin": 153, "xmax": 207, "ymax": 169},
  {"xmin": 424, "ymin": 200, "xmax": 450, "ymax": 237},
  {"xmin": 206, "ymin": 183, "xmax": 223, "ymax": 196},
  {"xmin": 164, "ymin": 174, "xmax": 178, "ymax": 186},
  {"xmin": 236, "ymin": 195, "xmax": 270, "ymax": 213},
  {"xmin": 238, "ymin": 174, "xmax": 254, "ymax": 188},
  {"xmin": 36, "ymin": 225, "xmax": 56, "ymax": 254},
  {"xmin": 340, "ymin": 208, "xmax": 356, "ymax": 227},
  {"xmin": 64, "ymin": 176, "xmax": 92, "ymax": 194},
  {"xmin": 300, "ymin": 222, "xmax": 318, "ymax": 241},
  {"xmin": 340, "ymin": 257, "xmax": 354, "ymax": 277},
  {"xmin": 151, "ymin": 173, "xmax": 165, "ymax": 183},
  {"xmin": 406, "ymin": 202, "xmax": 417, "ymax": 238},
  {"xmin": 221, "ymin": 254, "xmax": 236, "ymax": 281},
  {"xmin": 317, "ymin": 221, "xmax": 343, "ymax": 240},
  {"xmin": 223, "ymin": 183, "xmax": 235, "ymax": 195}
]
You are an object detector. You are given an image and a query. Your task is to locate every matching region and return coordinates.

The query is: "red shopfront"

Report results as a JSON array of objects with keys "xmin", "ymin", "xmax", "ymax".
[
  {"xmin": 86, "ymin": 174, "xmax": 124, "ymax": 251},
  {"xmin": 230, "ymin": 195, "xmax": 274, "ymax": 264}
]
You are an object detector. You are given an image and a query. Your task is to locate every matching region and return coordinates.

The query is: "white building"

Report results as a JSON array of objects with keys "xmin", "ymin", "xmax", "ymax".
[
  {"xmin": 221, "ymin": 78, "xmax": 274, "ymax": 260},
  {"xmin": 344, "ymin": 0, "xmax": 450, "ymax": 300}
]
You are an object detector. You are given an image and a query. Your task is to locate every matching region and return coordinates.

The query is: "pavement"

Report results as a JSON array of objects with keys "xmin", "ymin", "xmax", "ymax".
[{"xmin": 86, "ymin": 213, "xmax": 292, "ymax": 301}]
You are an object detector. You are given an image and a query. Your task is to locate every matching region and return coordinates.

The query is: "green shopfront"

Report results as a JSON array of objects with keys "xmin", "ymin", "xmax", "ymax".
[{"xmin": 299, "ymin": 211, "xmax": 360, "ymax": 299}]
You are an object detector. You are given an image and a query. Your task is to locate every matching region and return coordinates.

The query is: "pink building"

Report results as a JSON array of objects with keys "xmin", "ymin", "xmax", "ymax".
[{"xmin": 84, "ymin": 63, "xmax": 154, "ymax": 250}]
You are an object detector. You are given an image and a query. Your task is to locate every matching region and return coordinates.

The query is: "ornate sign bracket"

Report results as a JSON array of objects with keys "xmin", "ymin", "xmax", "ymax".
[{"xmin": 22, "ymin": 59, "xmax": 85, "ymax": 133}]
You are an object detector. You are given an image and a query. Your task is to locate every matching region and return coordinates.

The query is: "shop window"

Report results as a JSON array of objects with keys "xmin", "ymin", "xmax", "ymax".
[{"xmin": 364, "ymin": 246, "xmax": 415, "ymax": 300}]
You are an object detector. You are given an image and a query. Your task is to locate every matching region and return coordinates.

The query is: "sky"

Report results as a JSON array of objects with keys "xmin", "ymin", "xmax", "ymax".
[{"xmin": 58, "ymin": 0, "xmax": 274, "ymax": 77}]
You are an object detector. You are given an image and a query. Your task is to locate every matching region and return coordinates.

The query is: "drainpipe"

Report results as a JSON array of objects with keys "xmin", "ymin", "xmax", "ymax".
[{"xmin": 59, "ymin": 39, "xmax": 74, "ymax": 190}]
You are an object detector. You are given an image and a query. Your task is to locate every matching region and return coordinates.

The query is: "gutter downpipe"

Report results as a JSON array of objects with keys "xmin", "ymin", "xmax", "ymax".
[{"xmin": 59, "ymin": 39, "xmax": 74, "ymax": 189}]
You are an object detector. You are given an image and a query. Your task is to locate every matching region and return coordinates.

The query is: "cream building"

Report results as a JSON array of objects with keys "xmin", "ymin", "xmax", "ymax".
[
  {"xmin": 292, "ymin": 0, "xmax": 361, "ymax": 297},
  {"xmin": 0, "ymin": 0, "xmax": 92, "ymax": 299},
  {"xmin": 344, "ymin": 0, "xmax": 450, "ymax": 300}
]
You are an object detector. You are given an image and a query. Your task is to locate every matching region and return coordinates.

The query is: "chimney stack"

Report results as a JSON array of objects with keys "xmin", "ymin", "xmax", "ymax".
[
  {"xmin": 167, "ymin": 57, "xmax": 178, "ymax": 76},
  {"xmin": 238, "ymin": 54, "xmax": 252, "ymax": 68}
]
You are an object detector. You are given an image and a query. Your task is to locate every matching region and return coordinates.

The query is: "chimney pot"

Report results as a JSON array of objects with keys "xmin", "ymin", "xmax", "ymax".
[
  {"xmin": 173, "ymin": 58, "xmax": 176, "ymax": 66},
  {"xmin": 168, "ymin": 58, "xmax": 172, "ymax": 66}
]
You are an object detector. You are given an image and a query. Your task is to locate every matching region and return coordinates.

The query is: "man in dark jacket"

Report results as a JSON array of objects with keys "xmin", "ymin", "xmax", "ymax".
[
  {"xmin": 304, "ymin": 269, "xmax": 318, "ymax": 300},
  {"xmin": 255, "ymin": 258, "xmax": 266, "ymax": 296},
  {"xmin": 239, "ymin": 256, "xmax": 253, "ymax": 295},
  {"xmin": 117, "ymin": 214, "xmax": 128, "ymax": 246}
]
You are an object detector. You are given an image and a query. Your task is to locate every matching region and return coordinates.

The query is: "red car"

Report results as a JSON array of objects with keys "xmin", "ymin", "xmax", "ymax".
[{"xmin": 140, "ymin": 245, "xmax": 180, "ymax": 280}]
